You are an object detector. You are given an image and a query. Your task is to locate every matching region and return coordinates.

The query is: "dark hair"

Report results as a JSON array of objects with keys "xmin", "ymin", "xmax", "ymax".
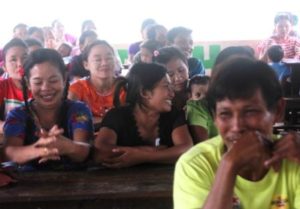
[
  {"xmin": 267, "ymin": 45, "xmax": 284, "ymax": 63},
  {"xmin": 82, "ymin": 40, "xmax": 115, "ymax": 61},
  {"xmin": 187, "ymin": 75, "xmax": 210, "ymax": 93},
  {"xmin": 147, "ymin": 24, "xmax": 167, "ymax": 41},
  {"xmin": 3, "ymin": 38, "xmax": 28, "ymax": 62},
  {"xmin": 141, "ymin": 18, "xmax": 156, "ymax": 31},
  {"xmin": 114, "ymin": 63, "xmax": 167, "ymax": 107},
  {"xmin": 167, "ymin": 26, "xmax": 192, "ymax": 44},
  {"xmin": 58, "ymin": 43, "xmax": 72, "ymax": 53},
  {"xmin": 28, "ymin": 26, "xmax": 42, "ymax": 35},
  {"xmin": 13, "ymin": 23, "xmax": 27, "ymax": 33},
  {"xmin": 79, "ymin": 30, "xmax": 98, "ymax": 45},
  {"xmin": 51, "ymin": 19, "xmax": 62, "ymax": 28},
  {"xmin": 214, "ymin": 46, "xmax": 255, "ymax": 68},
  {"xmin": 24, "ymin": 38, "xmax": 43, "ymax": 48},
  {"xmin": 140, "ymin": 40, "xmax": 162, "ymax": 54},
  {"xmin": 207, "ymin": 57, "xmax": 282, "ymax": 112},
  {"xmin": 155, "ymin": 46, "xmax": 188, "ymax": 66},
  {"xmin": 81, "ymin": 20, "xmax": 96, "ymax": 33},
  {"xmin": 22, "ymin": 48, "xmax": 69, "ymax": 130},
  {"xmin": 274, "ymin": 13, "xmax": 292, "ymax": 25}
]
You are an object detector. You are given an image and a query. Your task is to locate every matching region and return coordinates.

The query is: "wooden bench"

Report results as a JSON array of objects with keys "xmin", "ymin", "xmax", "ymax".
[{"xmin": 0, "ymin": 164, "xmax": 174, "ymax": 209}]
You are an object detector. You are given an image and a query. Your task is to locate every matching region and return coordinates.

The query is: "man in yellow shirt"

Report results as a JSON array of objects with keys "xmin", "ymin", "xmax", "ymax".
[{"xmin": 174, "ymin": 57, "xmax": 300, "ymax": 209}]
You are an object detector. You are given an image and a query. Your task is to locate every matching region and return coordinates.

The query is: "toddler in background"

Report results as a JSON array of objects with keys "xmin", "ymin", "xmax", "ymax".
[
  {"xmin": 267, "ymin": 45, "xmax": 291, "ymax": 81},
  {"xmin": 135, "ymin": 40, "xmax": 162, "ymax": 63},
  {"xmin": 187, "ymin": 75, "xmax": 210, "ymax": 101}
]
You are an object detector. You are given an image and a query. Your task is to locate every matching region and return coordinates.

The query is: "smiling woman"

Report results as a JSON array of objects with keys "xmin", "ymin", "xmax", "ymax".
[
  {"xmin": 94, "ymin": 62, "xmax": 193, "ymax": 168},
  {"xmin": 3, "ymin": 49, "xmax": 94, "ymax": 171},
  {"xmin": 0, "ymin": 0, "xmax": 298, "ymax": 46}
]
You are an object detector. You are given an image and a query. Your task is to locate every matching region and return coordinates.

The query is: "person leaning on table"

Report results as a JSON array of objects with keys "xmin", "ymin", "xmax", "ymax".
[{"xmin": 174, "ymin": 57, "xmax": 300, "ymax": 209}]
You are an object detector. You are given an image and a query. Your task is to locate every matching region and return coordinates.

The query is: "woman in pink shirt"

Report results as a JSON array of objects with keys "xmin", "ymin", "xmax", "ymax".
[{"xmin": 258, "ymin": 14, "xmax": 300, "ymax": 62}]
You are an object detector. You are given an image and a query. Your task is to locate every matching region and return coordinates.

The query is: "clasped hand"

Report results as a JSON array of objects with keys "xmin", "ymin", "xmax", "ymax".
[{"xmin": 34, "ymin": 125, "xmax": 65, "ymax": 163}]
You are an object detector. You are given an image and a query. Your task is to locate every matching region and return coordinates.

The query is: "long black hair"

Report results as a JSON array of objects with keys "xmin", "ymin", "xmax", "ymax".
[
  {"xmin": 113, "ymin": 63, "xmax": 167, "ymax": 107},
  {"xmin": 22, "ymin": 48, "xmax": 69, "ymax": 133}
]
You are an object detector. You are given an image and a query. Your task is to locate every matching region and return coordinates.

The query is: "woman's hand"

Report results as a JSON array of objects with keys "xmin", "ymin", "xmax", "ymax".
[
  {"xmin": 34, "ymin": 125, "xmax": 64, "ymax": 163},
  {"xmin": 102, "ymin": 147, "xmax": 146, "ymax": 168}
]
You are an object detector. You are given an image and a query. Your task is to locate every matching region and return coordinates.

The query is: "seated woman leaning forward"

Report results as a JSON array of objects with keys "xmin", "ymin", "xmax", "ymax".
[
  {"xmin": 3, "ymin": 49, "xmax": 94, "ymax": 171},
  {"xmin": 174, "ymin": 57, "xmax": 300, "ymax": 209},
  {"xmin": 94, "ymin": 63, "xmax": 193, "ymax": 168}
]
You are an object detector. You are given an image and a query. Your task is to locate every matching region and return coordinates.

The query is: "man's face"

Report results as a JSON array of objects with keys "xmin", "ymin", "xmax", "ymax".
[
  {"xmin": 173, "ymin": 34, "xmax": 193, "ymax": 58},
  {"xmin": 214, "ymin": 89, "xmax": 281, "ymax": 150}
]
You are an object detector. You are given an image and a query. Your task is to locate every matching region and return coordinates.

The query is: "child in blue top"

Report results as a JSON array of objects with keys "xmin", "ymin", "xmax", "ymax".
[{"xmin": 267, "ymin": 45, "xmax": 291, "ymax": 81}]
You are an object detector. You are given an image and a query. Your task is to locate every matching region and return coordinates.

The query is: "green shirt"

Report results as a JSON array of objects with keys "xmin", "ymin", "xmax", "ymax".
[
  {"xmin": 186, "ymin": 99, "xmax": 218, "ymax": 139},
  {"xmin": 174, "ymin": 135, "xmax": 300, "ymax": 209}
]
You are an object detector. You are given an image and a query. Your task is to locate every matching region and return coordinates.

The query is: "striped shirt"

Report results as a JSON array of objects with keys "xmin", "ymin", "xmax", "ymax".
[{"xmin": 258, "ymin": 35, "xmax": 300, "ymax": 59}]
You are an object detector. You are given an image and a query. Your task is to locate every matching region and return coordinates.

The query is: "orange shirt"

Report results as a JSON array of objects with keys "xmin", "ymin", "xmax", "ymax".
[{"xmin": 69, "ymin": 78, "xmax": 126, "ymax": 119}]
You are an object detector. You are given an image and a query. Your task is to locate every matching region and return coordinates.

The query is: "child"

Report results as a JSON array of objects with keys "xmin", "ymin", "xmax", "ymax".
[
  {"xmin": 138, "ymin": 40, "xmax": 162, "ymax": 63},
  {"xmin": 267, "ymin": 45, "xmax": 291, "ymax": 81},
  {"xmin": 0, "ymin": 38, "xmax": 30, "ymax": 134},
  {"xmin": 24, "ymin": 38, "xmax": 43, "ymax": 54},
  {"xmin": 186, "ymin": 75, "xmax": 216, "ymax": 143},
  {"xmin": 57, "ymin": 43, "xmax": 72, "ymax": 58},
  {"xmin": 4, "ymin": 48, "xmax": 93, "ymax": 171},
  {"xmin": 187, "ymin": 75, "xmax": 210, "ymax": 101},
  {"xmin": 68, "ymin": 30, "xmax": 98, "ymax": 81},
  {"xmin": 68, "ymin": 40, "xmax": 126, "ymax": 130}
]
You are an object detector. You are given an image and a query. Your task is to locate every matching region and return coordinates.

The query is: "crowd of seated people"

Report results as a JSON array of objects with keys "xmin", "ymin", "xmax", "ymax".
[{"xmin": 0, "ymin": 13, "xmax": 299, "ymax": 208}]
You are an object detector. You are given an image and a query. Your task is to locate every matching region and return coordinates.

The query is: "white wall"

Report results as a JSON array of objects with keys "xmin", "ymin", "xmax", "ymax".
[{"xmin": 0, "ymin": 0, "xmax": 298, "ymax": 46}]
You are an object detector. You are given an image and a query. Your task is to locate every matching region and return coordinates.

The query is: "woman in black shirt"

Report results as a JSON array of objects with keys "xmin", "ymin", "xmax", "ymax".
[{"xmin": 94, "ymin": 63, "xmax": 193, "ymax": 168}]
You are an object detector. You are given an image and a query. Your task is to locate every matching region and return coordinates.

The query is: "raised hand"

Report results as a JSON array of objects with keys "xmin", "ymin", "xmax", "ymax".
[
  {"xmin": 265, "ymin": 132, "xmax": 300, "ymax": 170},
  {"xmin": 223, "ymin": 131, "xmax": 271, "ymax": 174}
]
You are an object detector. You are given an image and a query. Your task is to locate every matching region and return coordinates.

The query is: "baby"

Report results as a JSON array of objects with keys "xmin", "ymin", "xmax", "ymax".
[{"xmin": 187, "ymin": 75, "xmax": 210, "ymax": 101}]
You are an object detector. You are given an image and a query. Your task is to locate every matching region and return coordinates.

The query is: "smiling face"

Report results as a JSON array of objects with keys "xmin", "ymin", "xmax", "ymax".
[
  {"xmin": 28, "ymin": 62, "xmax": 65, "ymax": 110},
  {"xmin": 214, "ymin": 89, "xmax": 282, "ymax": 150},
  {"xmin": 173, "ymin": 34, "xmax": 193, "ymax": 58},
  {"xmin": 4, "ymin": 46, "xmax": 28, "ymax": 80},
  {"xmin": 145, "ymin": 75, "xmax": 175, "ymax": 112},
  {"xmin": 84, "ymin": 44, "xmax": 115, "ymax": 80},
  {"xmin": 165, "ymin": 58, "xmax": 189, "ymax": 92}
]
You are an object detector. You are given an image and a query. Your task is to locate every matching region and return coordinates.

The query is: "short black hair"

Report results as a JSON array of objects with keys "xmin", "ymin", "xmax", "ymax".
[
  {"xmin": 214, "ymin": 46, "xmax": 255, "ymax": 68},
  {"xmin": 140, "ymin": 40, "xmax": 162, "ymax": 53},
  {"xmin": 155, "ymin": 46, "xmax": 187, "ymax": 66},
  {"xmin": 267, "ymin": 45, "xmax": 284, "ymax": 63},
  {"xmin": 187, "ymin": 75, "xmax": 210, "ymax": 93},
  {"xmin": 141, "ymin": 18, "xmax": 156, "ymax": 31},
  {"xmin": 146, "ymin": 24, "xmax": 167, "ymax": 41},
  {"xmin": 207, "ymin": 57, "xmax": 282, "ymax": 111},
  {"xmin": 13, "ymin": 23, "xmax": 27, "ymax": 32},
  {"xmin": 24, "ymin": 38, "xmax": 43, "ymax": 48},
  {"xmin": 3, "ymin": 38, "xmax": 28, "ymax": 62},
  {"xmin": 79, "ymin": 30, "xmax": 98, "ymax": 45},
  {"xmin": 28, "ymin": 26, "xmax": 43, "ymax": 36},
  {"xmin": 167, "ymin": 27, "xmax": 192, "ymax": 44}
]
